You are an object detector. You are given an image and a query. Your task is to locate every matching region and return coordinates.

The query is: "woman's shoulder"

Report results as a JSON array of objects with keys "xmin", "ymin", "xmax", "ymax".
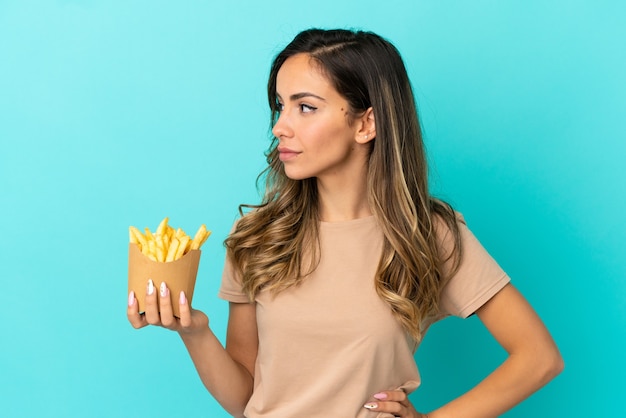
[{"xmin": 432, "ymin": 208, "xmax": 465, "ymax": 244}]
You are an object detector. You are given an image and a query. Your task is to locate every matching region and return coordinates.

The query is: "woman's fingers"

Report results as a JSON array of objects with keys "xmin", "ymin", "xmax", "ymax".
[
  {"xmin": 364, "ymin": 390, "xmax": 422, "ymax": 417},
  {"xmin": 158, "ymin": 282, "xmax": 176, "ymax": 328},
  {"xmin": 363, "ymin": 403, "xmax": 425, "ymax": 418},
  {"xmin": 127, "ymin": 281, "xmax": 204, "ymax": 334},
  {"xmin": 144, "ymin": 279, "xmax": 161, "ymax": 325},
  {"xmin": 178, "ymin": 291, "xmax": 192, "ymax": 329},
  {"xmin": 126, "ymin": 280, "xmax": 181, "ymax": 330},
  {"xmin": 373, "ymin": 390, "xmax": 408, "ymax": 404},
  {"xmin": 363, "ymin": 401, "xmax": 404, "ymax": 416},
  {"xmin": 127, "ymin": 290, "xmax": 148, "ymax": 329}
]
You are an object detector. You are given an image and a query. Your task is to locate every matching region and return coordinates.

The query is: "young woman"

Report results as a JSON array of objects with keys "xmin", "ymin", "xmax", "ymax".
[{"xmin": 128, "ymin": 28, "xmax": 563, "ymax": 418}]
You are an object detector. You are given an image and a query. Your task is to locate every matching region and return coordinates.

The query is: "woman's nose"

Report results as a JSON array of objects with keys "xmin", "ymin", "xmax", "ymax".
[{"xmin": 272, "ymin": 112, "xmax": 292, "ymax": 139}]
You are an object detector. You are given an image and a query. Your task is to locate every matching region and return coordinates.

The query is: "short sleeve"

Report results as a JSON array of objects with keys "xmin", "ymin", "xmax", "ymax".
[
  {"xmin": 437, "ymin": 214, "xmax": 510, "ymax": 319},
  {"xmin": 217, "ymin": 254, "xmax": 250, "ymax": 303},
  {"xmin": 217, "ymin": 220, "xmax": 252, "ymax": 303}
]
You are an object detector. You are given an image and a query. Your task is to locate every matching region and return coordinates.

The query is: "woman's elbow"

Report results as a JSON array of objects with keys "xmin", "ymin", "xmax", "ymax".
[
  {"xmin": 549, "ymin": 350, "xmax": 565, "ymax": 379},
  {"xmin": 537, "ymin": 346, "xmax": 564, "ymax": 385}
]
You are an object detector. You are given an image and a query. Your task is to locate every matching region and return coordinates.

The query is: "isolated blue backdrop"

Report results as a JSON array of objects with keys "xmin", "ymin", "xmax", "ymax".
[{"xmin": 1, "ymin": 1, "xmax": 624, "ymax": 417}]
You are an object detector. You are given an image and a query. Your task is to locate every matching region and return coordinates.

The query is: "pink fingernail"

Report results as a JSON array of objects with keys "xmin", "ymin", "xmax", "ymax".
[
  {"xmin": 160, "ymin": 282, "xmax": 167, "ymax": 297},
  {"xmin": 128, "ymin": 291, "xmax": 135, "ymax": 306},
  {"xmin": 373, "ymin": 392, "xmax": 387, "ymax": 400},
  {"xmin": 147, "ymin": 279, "xmax": 154, "ymax": 295},
  {"xmin": 363, "ymin": 403, "xmax": 377, "ymax": 409},
  {"xmin": 179, "ymin": 291, "xmax": 186, "ymax": 305}
]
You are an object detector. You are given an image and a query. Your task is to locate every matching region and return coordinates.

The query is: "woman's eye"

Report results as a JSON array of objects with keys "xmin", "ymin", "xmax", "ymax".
[
  {"xmin": 300, "ymin": 103, "xmax": 316, "ymax": 113},
  {"xmin": 276, "ymin": 102, "xmax": 284, "ymax": 112}
]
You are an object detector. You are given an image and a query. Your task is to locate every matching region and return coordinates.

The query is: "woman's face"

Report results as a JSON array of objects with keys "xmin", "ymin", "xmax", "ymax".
[{"xmin": 272, "ymin": 53, "xmax": 369, "ymax": 182}]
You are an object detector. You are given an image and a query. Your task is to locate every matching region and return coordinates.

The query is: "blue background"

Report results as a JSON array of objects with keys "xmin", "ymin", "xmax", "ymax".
[{"xmin": 1, "ymin": 1, "xmax": 624, "ymax": 417}]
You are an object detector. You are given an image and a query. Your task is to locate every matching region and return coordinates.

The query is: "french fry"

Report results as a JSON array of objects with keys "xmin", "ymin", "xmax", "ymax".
[
  {"xmin": 175, "ymin": 236, "xmax": 190, "ymax": 260},
  {"xmin": 129, "ymin": 217, "xmax": 210, "ymax": 262},
  {"xmin": 129, "ymin": 226, "xmax": 148, "ymax": 249},
  {"xmin": 155, "ymin": 235, "xmax": 166, "ymax": 262},
  {"xmin": 166, "ymin": 225, "xmax": 175, "ymax": 242},
  {"xmin": 147, "ymin": 240, "xmax": 158, "ymax": 261},
  {"xmin": 165, "ymin": 237, "xmax": 180, "ymax": 262},
  {"xmin": 190, "ymin": 224, "xmax": 208, "ymax": 250},
  {"xmin": 156, "ymin": 217, "xmax": 169, "ymax": 236},
  {"xmin": 129, "ymin": 228, "xmax": 139, "ymax": 244},
  {"xmin": 199, "ymin": 229, "xmax": 211, "ymax": 247}
]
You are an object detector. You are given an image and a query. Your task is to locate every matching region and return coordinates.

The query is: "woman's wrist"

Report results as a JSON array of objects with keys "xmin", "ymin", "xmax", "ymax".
[{"xmin": 178, "ymin": 322, "xmax": 212, "ymax": 341}]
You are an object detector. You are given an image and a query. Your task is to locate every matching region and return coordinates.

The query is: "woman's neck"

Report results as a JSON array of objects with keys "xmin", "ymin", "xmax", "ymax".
[{"xmin": 316, "ymin": 174, "xmax": 371, "ymax": 222}]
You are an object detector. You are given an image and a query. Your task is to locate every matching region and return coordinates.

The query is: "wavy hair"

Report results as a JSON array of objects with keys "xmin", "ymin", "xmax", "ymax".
[{"xmin": 224, "ymin": 28, "xmax": 462, "ymax": 341}]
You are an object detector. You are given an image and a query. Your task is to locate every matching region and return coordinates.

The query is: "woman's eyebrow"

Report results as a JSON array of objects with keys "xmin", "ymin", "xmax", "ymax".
[
  {"xmin": 277, "ymin": 92, "xmax": 326, "ymax": 102},
  {"xmin": 291, "ymin": 92, "xmax": 326, "ymax": 102}
]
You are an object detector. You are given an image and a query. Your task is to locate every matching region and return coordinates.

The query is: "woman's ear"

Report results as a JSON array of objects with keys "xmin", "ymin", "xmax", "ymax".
[{"xmin": 355, "ymin": 107, "xmax": 376, "ymax": 144}]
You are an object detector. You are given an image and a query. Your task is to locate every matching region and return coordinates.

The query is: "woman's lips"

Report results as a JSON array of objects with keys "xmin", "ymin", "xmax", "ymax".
[{"xmin": 278, "ymin": 147, "xmax": 300, "ymax": 161}]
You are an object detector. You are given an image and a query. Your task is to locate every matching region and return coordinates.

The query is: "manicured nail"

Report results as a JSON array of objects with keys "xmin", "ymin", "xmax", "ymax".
[
  {"xmin": 179, "ymin": 291, "xmax": 186, "ymax": 305},
  {"xmin": 160, "ymin": 282, "xmax": 168, "ymax": 297},
  {"xmin": 147, "ymin": 279, "xmax": 155, "ymax": 295},
  {"xmin": 363, "ymin": 403, "xmax": 377, "ymax": 409},
  {"xmin": 373, "ymin": 392, "xmax": 387, "ymax": 400},
  {"xmin": 128, "ymin": 291, "xmax": 135, "ymax": 306}
]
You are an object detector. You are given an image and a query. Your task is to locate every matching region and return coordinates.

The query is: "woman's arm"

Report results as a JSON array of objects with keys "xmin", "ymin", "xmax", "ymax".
[
  {"xmin": 179, "ymin": 301, "xmax": 258, "ymax": 417},
  {"xmin": 366, "ymin": 283, "xmax": 563, "ymax": 417},
  {"xmin": 429, "ymin": 283, "xmax": 563, "ymax": 417},
  {"xmin": 128, "ymin": 281, "xmax": 258, "ymax": 418}
]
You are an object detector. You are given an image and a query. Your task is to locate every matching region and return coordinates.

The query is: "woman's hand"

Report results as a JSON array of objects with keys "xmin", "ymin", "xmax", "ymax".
[
  {"xmin": 127, "ymin": 279, "xmax": 256, "ymax": 416},
  {"xmin": 363, "ymin": 390, "xmax": 428, "ymax": 417},
  {"xmin": 127, "ymin": 279, "xmax": 208, "ymax": 335}
]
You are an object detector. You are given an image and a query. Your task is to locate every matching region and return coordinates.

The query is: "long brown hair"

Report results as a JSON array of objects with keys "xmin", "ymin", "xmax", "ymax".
[{"xmin": 225, "ymin": 29, "xmax": 461, "ymax": 341}]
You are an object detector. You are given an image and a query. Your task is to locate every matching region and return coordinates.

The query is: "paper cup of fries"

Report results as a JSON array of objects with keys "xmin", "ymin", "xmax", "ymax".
[{"xmin": 128, "ymin": 217, "xmax": 210, "ymax": 318}]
